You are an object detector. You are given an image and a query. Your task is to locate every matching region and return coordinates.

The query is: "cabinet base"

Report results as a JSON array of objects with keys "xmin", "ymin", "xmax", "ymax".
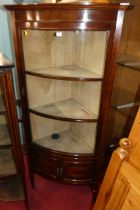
[{"xmin": 31, "ymin": 143, "xmax": 97, "ymax": 186}]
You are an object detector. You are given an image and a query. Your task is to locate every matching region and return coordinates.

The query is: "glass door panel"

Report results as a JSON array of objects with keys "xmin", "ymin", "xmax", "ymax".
[
  {"xmin": 0, "ymin": 89, "xmax": 5, "ymax": 114},
  {"xmin": 0, "ymin": 149, "xmax": 16, "ymax": 178},
  {"xmin": 0, "ymin": 81, "xmax": 11, "ymax": 146},
  {"xmin": 0, "ymin": 115, "xmax": 11, "ymax": 146},
  {"xmin": 0, "ymin": 78, "xmax": 16, "ymax": 177},
  {"xmin": 22, "ymin": 29, "xmax": 108, "ymax": 155}
]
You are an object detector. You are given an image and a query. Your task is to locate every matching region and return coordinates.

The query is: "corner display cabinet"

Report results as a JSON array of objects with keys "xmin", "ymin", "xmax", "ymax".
[
  {"xmin": 0, "ymin": 53, "xmax": 27, "ymax": 205},
  {"xmin": 4, "ymin": 1, "xmax": 131, "ymax": 191}
]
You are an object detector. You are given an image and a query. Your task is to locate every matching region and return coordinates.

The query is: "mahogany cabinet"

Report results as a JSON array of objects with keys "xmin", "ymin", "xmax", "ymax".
[
  {"xmin": 4, "ymin": 1, "xmax": 131, "ymax": 190},
  {"xmin": 0, "ymin": 53, "xmax": 27, "ymax": 205}
]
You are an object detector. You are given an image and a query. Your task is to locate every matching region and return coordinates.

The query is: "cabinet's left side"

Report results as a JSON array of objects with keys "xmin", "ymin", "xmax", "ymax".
[{"xmin": 0, "ymin": 53, "xmax": 28, "ymax": 208}]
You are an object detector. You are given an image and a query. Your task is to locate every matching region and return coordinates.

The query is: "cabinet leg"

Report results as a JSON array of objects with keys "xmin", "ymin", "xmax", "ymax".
[
  {"xmin": 89, "ymin": 185, "xmax": 98, "ymax": 210},
  {"xmin": 24, "ymin": 198, "xmax": 30, "ymax": 210},
  {"xmin": 30, "ymin": 174, "xmax": 35, "ymax": 189},
  {"xmin": 90, "ymin": 184, "xmax": 98, "ymax": 201},
  {"xmin": 22, "ymin": 173, "xmax": 30, "ymax": 210}
]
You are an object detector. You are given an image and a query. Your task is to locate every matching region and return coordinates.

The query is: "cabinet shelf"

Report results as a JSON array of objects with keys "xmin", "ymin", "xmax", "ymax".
[
  {"xmin": 0, "ymin": 149, "xmax": 16, "ymax": 178},
  {"xmin": 33, "ymin": 129, "xmax": 94, "ymax": 154},
  {"xmin": 29, "ymin": 98, "xmax": 98, "ymax": 122},
  {"xmin": 118, "ymin": 54, "xmax": 140, "ymax": 71},
  {"xmin": 25, "ymin": 65, "xmax": 103, "ymax": 81},
  {"xmin": 111, "ymin": 88, "xmax": 140, "ymax": 118},
  {"xmin": 0, "ymin": 124, "xmax": 11, "ymax": 146},
  {"xmin": 111, "ymin": 88, "xmax": 140, "ymax": 107}
]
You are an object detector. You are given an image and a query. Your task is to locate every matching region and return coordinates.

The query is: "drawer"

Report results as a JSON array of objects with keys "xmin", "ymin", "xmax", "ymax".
[
  {"xmin": 61, "ymin": 160, "xmax": 95, "ymax": 184},
  {"xmin": 32, "ymin": 144, "xmax": 60, "ymax": 179}
]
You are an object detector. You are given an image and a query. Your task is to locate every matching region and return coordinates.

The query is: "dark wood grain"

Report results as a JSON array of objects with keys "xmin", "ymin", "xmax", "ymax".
[
  {"xmin": 29, "ymin": 108, "xmax": 99, "ymax": 123},
  {"xmin": 3, "ymin": 1, "xmax": 131, "ymax": 10}
]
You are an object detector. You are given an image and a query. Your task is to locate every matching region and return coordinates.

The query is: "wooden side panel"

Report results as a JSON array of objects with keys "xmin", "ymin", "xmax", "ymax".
[
  {"xmin": 121, "ymin": 188, "xmax": 140, "ymax": 210},
  {"xmin": 105, "ymin": 166, "xmax": 130, "ymax": 210},
  {"xmin": 93, "ymin": 148, "xmax": 128, "ymax": 210},
  {"xmin": 94, "ymin": 108, "xmax": 140, "ymax": 210},
  {"xmin": 105, "ymin": 161, "xmax": 140, "ymax": 210},
  {"xmin": 129, "ymin": 107, "xmax": 140, "ymax": 171}
]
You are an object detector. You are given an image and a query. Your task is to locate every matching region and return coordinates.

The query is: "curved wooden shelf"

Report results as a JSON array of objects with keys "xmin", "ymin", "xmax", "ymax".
[
  {"xmin": 25, "ymin": 65, "xmax": 103, "ymax": 81},
  {"xmin": 118, "ymin": 54, "xmax": 140, "ymax": 71},
  {"xmin": 29, "ymin": 98, "xmax": 98, "ymax": 122},
  {"xmin": 33, "ymin": 143, "xmax": 97, "ymax": 157},
  {"xmin": 33, "ymin": 129, "xmax": 94, "ymax": 154}
]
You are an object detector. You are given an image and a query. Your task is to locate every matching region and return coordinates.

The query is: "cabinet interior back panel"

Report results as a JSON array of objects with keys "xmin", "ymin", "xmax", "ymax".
[
  {"xmin": 74, "ymin": 31, "xmax": 107, "ymax": 76},
  {"xmin": 71, "ymin": 81, "xmax": 102, "ymax": 118},
  {"xmin": 30, "ymin": 114, "xmax": 96, "ymax": 154},
  {"xmin": 30, "ymin": 113, "xmax": 70, "ymax": 140},
  {"xmin": 22, "ymin": 30, "xmax": 107, "ymax": 77},
  {"xmin": 26, "ymin": 75, "xmax": 71, "ymax": 107}
]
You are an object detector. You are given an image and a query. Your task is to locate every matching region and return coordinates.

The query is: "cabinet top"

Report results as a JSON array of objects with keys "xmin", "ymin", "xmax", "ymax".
[
  {"xmin": 3, "ymin": 1, "xmax": 132, "ymax": 11},
  {"xmin": 0, "ymin": 53, "xmax": 14, "ymax": 69}
]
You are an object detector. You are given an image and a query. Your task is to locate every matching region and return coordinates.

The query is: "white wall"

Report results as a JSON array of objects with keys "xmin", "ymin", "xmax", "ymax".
[{"xmin": 0, "ymin": 0, "xmax": 15, "ymax": 59}]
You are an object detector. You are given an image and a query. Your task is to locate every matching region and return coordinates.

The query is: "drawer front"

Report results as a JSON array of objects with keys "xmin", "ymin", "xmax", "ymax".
[
  {"xmin": 61, "ymin": 160, "xmax": 95, "ymax": 184},
  {"xmin": 32, "ymin": 144, "xmax": 96, "ymax": 184},
  {"xmin": 32, "ymin": 145, "xmax": 60, "ymax": 179}
]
